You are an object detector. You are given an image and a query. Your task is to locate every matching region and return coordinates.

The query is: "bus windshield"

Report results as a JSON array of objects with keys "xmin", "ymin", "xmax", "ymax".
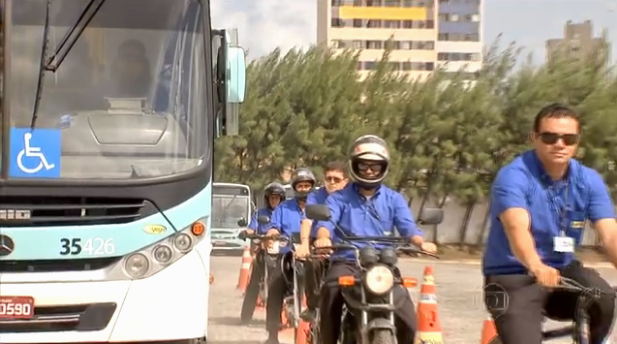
[
  {"xmin": 212, "ymin": 184, "xmax": 250, "ymax": 228},
  {"xmin": 212, "ymin": 196, "xmax": 250, "ymax": 229},
  {"xmin": 9, "ymin": 0, "xmax": 209, "ymax": 179}
]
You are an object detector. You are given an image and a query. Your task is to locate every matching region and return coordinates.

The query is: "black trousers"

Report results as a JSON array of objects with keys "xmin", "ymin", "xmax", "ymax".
[
  {"xmin": 265, "ymin": 252, "xmax": 304, "ymax": 333},
  {"xmin": 484, "ymin": 260, "xmax": 615, "ymax": 344},
  {"xmin": 304, "ymin": 258, "xmax": 329, "ymax": 310},
  {"xmin": 318, "ymin": 262, "xmax": 417, "ymax": 344}
]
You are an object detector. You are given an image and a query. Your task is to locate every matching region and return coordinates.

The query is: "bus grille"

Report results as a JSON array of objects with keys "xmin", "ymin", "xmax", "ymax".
[
  {"xmin": 0, "ymin": 303, "xmax": 116, "ymax": 333},
  {"xmin": 0, "ymin": 258, "xmax": 120, "ymax": 273},
  {"xmin": 0, "ymin": 196, "xmax": 147, "ymax": 227}
]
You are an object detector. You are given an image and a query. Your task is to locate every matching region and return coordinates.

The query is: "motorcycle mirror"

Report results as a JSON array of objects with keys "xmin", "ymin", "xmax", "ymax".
[
  {"xmin": 417, "ymin": 208, "xmax": 444, "ymax": 225},
  {"xmin": 237, "ymin": 218, "xmax": 248, "ymax": 227},
  {"xmin": 257, "ymin": 215, "xmax": 271, "ymax": 225},
  {"xmin": 306, "ymin": 204, "xmax": 331, "ymax": 221}
]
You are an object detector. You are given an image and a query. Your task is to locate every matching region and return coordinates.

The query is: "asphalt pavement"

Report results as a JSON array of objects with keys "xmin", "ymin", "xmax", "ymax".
[{"xmin": 208, "ymin": 256, "xmax": 617, "ymax": 344}]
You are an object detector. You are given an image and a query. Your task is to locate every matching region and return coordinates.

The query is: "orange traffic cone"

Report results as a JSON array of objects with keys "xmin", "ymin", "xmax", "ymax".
[
  {"xmin": 480, "ymin": 315, "xmax": 497, "ymax": 344},
  {"xmin": 237, "ymin": 246, "xmax": 252, "ymax": 292},
  {"xmin": 295, "ymin": 295, "xmax": 310, "ymax": 344},
  {"xmin": 414, "ymin": 266, "xmax": 443, "ymax": 344}
]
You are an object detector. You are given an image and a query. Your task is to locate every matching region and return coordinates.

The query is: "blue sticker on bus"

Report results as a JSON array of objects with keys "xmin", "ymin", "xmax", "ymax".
[{"xmin": 9, "ymin": 127, "xmax": 62, "ymax": 178}]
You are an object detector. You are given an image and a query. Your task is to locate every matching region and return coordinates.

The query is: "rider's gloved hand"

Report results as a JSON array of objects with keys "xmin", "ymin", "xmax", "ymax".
[{"xmin": 238, "ymin": 229, "xmax": 254, "ymax": 240}]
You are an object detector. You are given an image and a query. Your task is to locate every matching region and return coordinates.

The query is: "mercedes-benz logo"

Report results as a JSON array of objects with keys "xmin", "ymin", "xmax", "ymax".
[{"xmin": 0, "ymin": 235, "xmax": 15, "ymax": 257}]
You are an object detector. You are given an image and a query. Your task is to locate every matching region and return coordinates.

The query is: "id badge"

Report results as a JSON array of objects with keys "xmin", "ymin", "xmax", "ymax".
[{"xmin": 554, "ymin": 236, "xmax": 574, "ymax": 253}]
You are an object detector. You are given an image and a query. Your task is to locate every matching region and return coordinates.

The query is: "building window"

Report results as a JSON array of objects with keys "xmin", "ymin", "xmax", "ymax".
[
  {"xmin": 353, "ymin": 19, "xmax": 364, "ymax": 27},
  {"xmin": 384, "ymin": 0, "xmax": 399, "ymax": 7},
  {"xmin": 367, "ymin": 40, "xmax": 383, "ymax": 49},
  {"xmin": 450, "ymin": 14, "xmax": 459, "ymax": 21},
  {"xmin": 471, "ymin": 14, "xmax": 480, "ymax": 22},
  {"xmin": 352, "ymin": 40, "xmax": 363, "ymax": 49},
  {"xmin": 400, "ymin": 41, "xmax": 412, "ymax": 50},
  {"xmin": 426, "ymin": 20, "xmax": 434, "ymax": 28},
  {"xmin": 331, "ymin": 18, "xmax": 344, "ymax": 27},
  {"xmin": 384, "ymin": 20, "xmax": 401, "ymax": 28},
  {"xmin": 465, "ymin": 33, "xmax": 479, "ymax": 41},
  {"xmin": 364, "ymin": 61, "xmax": 377, "ymax": 70},
  {"xmin": 331, "ymin": 40, "xmax": 344, "ymax": 48},
  {"xmin": 471, "ymin": 53, "xmax": 481, "ymax": 61}
]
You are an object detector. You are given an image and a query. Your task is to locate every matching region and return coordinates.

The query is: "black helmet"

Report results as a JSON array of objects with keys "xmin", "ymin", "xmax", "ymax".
[
  {"xmin": 348, "ymin": 135, "xmax": 390, "ymax": 188},
  {"xmin": 264, "ymin": 182, "xmax": 286, "ymax": 209},
  {"xmin": 290, "ymin": 168, "xmax": 316, "ymax": 199}
]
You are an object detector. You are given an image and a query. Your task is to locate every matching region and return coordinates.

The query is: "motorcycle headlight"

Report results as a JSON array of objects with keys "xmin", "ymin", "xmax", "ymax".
[{"xmin": 364, "ymin": 264, "xmax": 394, "ymax": 295}]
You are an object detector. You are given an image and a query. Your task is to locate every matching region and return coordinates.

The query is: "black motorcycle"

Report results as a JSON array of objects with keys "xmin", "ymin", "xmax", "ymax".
[
  {"xmin": 305, "ymin": 204, "xmax": 443, "ymax": 344},
  {"xmin": 239, "ymin": 216, "xmax": 289, "ymax": 324}
]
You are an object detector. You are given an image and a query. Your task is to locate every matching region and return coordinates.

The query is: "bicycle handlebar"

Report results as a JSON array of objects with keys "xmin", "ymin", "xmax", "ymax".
[{"xmin": 557, "ymin": 277, "xmax": 616, "ymax": 298}]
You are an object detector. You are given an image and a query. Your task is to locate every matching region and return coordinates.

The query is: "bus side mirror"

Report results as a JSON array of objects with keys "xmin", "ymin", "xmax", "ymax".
[{"xmin": 219, "ymin": 46, "xmax": 246, "ymax": 136}]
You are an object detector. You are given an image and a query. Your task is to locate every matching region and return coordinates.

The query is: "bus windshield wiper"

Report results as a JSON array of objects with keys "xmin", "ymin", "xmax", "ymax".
[{"xmin": 30, "ymin": 0, "xmax": 107, "ymax": 128}]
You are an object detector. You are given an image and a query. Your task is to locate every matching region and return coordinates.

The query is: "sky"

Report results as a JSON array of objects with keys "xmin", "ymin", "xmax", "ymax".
[{"xmin": 211, "ymin": 0, "xmax": 617, "ymax": 63}]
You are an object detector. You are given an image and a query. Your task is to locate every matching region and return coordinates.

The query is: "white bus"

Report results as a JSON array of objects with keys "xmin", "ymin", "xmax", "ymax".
[
  {"xmin": 0, "ymin": 0, "xmax": 246, "ymax": 343},
  {"xmin": 211, "ymin": 183, "xmax": 253, "ymax": 252}
]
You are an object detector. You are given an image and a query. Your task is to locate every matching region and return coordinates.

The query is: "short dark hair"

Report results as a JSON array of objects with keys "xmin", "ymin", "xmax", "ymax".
[
  {"xmin": 325, "ymin": 161, "xmax": 347, "ymax": 176},
  {"xmin": 533, "ymin": 103, "xmax": 581, "ymax": 133}
]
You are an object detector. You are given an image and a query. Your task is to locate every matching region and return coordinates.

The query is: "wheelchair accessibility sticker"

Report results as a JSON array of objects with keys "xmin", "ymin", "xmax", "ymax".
[{"xmin": 9, "ymin": 128, "xmax": 61, "ymax": 178}]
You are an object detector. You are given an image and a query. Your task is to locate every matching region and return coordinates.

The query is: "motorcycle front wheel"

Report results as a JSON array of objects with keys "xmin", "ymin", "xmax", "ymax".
[{"xmin": 370, "ymin": 329, "xmax": 395, "ymax": 344}]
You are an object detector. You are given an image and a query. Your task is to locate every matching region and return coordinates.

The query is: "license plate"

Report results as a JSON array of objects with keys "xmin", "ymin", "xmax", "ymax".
[
  {"xmin": 0, "ymin": 296, "xmax": 35, "ymax": 319},
  {"xmin": 214, "ymin": 241, "xmax": 227, "ymax": 246}
]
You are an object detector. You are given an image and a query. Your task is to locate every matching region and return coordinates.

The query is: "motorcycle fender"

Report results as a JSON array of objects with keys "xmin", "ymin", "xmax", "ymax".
[{"xmin": 366, "ymin": 317, "xmax": 395, "ymax": 332}]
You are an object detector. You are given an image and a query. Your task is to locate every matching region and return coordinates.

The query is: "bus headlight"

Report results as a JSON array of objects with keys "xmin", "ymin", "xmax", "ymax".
[
  {"xmin": 153, "ymin": 245, "xmax": 173, "ymax": 264},
  {"xmin": 125, "ymin": 253, "xmax": 150, "ymax": 278},
  {"xmin": 365, "ymin": 265, "xmax": 394, "ymax": 295},
  {"xmin": 173, "ymin": 234, "xmax": 192, "ymax": 252},
  {"xmin": 115, "ymin": 217, "xmax": 208, "ymax": 280}
]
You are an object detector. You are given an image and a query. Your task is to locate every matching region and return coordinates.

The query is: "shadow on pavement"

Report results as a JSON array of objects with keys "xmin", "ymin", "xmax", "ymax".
[{"xmin": 210, "ymin": 315, "xmax": 266, "ymax": 327}]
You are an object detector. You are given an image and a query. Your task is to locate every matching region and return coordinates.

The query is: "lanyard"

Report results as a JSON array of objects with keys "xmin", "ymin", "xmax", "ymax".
[{"xmin": 553, "ymin": 182, "xmax": 571, "ymax": 237}]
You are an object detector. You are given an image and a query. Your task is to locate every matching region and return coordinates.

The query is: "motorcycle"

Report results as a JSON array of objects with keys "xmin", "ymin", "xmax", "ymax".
[
  {"xmin": 239, "ymin": 215, "xmax": 289, "ymax": 324},
  {"xmin": 305, "ymin": 204, "xmax": 444, "ymax": 344},
  {"xmin": 279, "ymin": 232, "xmax": 304, "ymax": 339}
]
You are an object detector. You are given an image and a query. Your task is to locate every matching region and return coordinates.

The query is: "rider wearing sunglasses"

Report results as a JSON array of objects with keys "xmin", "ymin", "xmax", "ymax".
[
  {"xmin": 296, "ymin": 161, "xmax": 349, "ymax": 321},
  {"xmin": 483, "ymin": 103, "xmax": 617, "ymax": 344},
  {"xmin": 311, "ymin": 135, "xmax": 437, "ymax": 344}
]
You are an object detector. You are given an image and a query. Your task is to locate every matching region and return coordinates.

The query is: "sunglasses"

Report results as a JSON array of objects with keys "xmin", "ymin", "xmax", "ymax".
[
  {"xmin": 538, "ymin": 132, "xmax": 580, "ymax": 146},
  {"xmin": 357, "ymin": 163, "xmax": 383, "ymax": 173},
  {"xmin": 325, "ymin": 176, "xmax": 344, "ymax": 184}
]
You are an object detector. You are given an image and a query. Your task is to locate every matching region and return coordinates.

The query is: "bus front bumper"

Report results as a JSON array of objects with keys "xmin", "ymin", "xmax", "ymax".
[{"xmin": 0, "ymin": 250, "xmax": 209, "ymax": 343}]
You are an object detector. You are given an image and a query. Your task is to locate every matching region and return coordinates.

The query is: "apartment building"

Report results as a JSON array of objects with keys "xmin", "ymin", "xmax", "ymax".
[
  {"xmin": 545, "ymin": 20, "xmax": 608, "ymax": 62},
  {"xmin": 316, "ymin": 0, "xmax": 483, "ymax": 81}
]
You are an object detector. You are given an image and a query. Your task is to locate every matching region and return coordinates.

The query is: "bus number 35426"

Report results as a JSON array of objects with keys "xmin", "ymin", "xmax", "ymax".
[{"xmin": 59, "ymin": 238, "xmax": 115, "ymax": 256}]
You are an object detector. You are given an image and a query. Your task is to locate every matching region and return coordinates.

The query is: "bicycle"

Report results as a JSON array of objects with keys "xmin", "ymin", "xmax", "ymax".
[{"xmin": 488, "ymin": 277, "xmax": 617, "ymax": 344}]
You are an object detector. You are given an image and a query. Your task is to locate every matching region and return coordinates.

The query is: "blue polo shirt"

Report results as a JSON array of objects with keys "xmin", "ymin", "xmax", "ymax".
[
  {"xmin": 483, "ymin": 150, "xmax": 615, "ymax": 275},
  {"xmin": 248, "ymin": 207, "xmax": 274, "ymax": 234},
  {"xmin": 307, "ymin": 187, "xmax": 330, "ymax": 237},
  {"xmin": 316, "ymin": 183, "xmax": 423, "ymax": 260},
  {"xmin": 270, "ymin": 199, "xmax": 306, "ymax": 253}
]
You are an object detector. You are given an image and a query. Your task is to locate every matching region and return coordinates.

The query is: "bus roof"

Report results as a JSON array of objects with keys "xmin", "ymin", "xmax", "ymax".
[{"xmin": 213, "ymin": 182, "xmax": 250, "ymax": 188}]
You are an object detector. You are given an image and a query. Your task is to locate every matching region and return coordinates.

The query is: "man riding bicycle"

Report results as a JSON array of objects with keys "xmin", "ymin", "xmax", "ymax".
[
  {"xmin": 263, "ymin": 168, "xmax": 317, "ymax": 344},
  {"xmin": 483, "ymin": 103, "xmax": 617, "ymax": 344},
  {"xmin": 239, "ymin": 182, "xmax": 286, "ymax": 324},
  {"xmin": 296, "ymin": 161, "xmax": 349, "ymax": 321},
  {"xmin": 312, "ymin": 135, "xmax": 437, "ymax": 344}
]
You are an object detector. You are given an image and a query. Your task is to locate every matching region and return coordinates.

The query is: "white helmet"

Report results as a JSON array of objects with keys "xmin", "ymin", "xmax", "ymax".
[{"xmin": 348, "ymin": 135, "xmax": 390, "ymax": 187}]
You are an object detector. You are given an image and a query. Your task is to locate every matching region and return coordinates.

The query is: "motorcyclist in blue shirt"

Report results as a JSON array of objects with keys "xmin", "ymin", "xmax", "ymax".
[
  {"xmin": 263, "ymin": 168, "xmax": 317, "ymax": 344},
  {"xmin": 295, "ymin": 161, "xmax": 349, "ymax": 321},
  {"xmin": 483, "ymin": 103, "xmax": 617, "ymax": 344},
  {"xmin": 312, "ymin": 135, "xmax": 437, "ymax": 344},
  {"xmin": 239, "ymin": 182, "xmax": 286, "ymax": 324}
]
